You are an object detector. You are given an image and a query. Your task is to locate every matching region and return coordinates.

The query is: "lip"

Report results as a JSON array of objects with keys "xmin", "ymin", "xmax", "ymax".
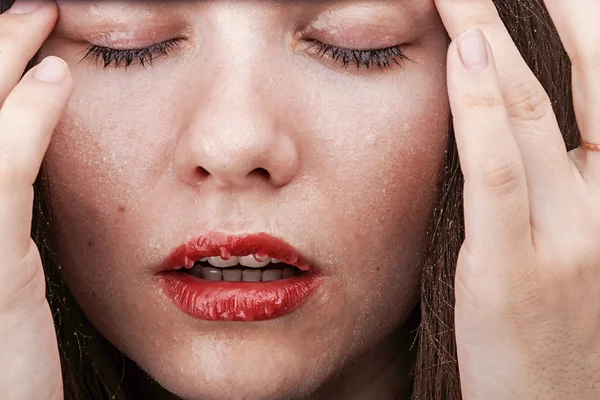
[
  {"xmin": 156, "ymin": 232, "xmax": 324, "ymax": 322},
  {"xmin": 160, "ymin": 232, "xmax": 313, "ymax": 271}
]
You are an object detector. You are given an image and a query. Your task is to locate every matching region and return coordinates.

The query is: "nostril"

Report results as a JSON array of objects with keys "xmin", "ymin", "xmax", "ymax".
[
  {"xmin": 196, "ymin": 166, "xmax": 210, "ymax": 179},
  {"xmin": 190, "ymin": 166, "xmax": 273, "ymax": 187},
  {"xmin": 248, "ymin": 168, "xmax": 270, "ymax": 180}
]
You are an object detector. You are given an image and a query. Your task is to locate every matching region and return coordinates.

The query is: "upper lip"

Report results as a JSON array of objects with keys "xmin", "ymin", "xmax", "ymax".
[{"xmin": 160, "ymin": 232, "xmax": 313, "ymax": 272}]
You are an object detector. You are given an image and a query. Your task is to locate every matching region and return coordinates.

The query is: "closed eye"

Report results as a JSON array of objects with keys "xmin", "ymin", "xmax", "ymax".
[
  {"xmin": 78, "ymin": 37, "xmax": 407, "ymax": 72},
  {"xmin": 306, "ymin": 40, "xmax": 409, "ymax": 70},
  {"xmin": 79, "ymin": 38, "xmax": 185, "ymax": 69}
]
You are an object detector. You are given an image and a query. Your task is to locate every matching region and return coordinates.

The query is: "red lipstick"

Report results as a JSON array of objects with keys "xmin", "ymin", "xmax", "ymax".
[{"xmin": 156, "ymin": 232, "xmax": 323, "ymax": 322}]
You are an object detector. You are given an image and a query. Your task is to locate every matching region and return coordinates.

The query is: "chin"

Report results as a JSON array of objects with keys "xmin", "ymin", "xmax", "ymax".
[{"xmin": 135, "ymin": 333, "xmax": 335, "ymax": 400}]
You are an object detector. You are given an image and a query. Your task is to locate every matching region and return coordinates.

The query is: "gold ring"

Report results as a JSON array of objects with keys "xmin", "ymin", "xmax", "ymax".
[{"xmin": 581, "ymin": 141, "xmax": 600, "ymax": 152}]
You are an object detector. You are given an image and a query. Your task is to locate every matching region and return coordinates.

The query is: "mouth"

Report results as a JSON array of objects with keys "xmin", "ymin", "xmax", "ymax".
[{"xmin": 156, "ymin": 232, "xmax": 323, "ymax": 322}]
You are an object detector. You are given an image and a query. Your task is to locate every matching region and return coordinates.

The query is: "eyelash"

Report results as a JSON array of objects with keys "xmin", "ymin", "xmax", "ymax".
[
  {"xmin": 307, "ymin": 40, "xmax": 408, "ymax": 70},
  {"xmin": 80, "ymin": 38, "xmax": 408, "ymax": 71},
  {"xmin": 81, "ymin": 38, "xmax": 185, "ymax": 68}
]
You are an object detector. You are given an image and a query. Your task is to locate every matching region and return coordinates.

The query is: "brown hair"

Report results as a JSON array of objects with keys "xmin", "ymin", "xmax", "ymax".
[{"xmin": 0, "ymin": 0, "xmax": 579, "ymax": 399}]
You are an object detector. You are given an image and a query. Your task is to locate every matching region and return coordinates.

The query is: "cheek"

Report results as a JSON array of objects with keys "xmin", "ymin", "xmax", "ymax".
[
  {"xmin": 41, "ymin": 75, "xmax": 183, "ymax": 320},
  {"xmin": 294, "ymin": 64, "xmax": 450, "ymax": 262},
  {"xmin": 288, "ymin": 64, "xmax": 450, "ymax": 332},
  {"xmin": 43, "ymin": 69, "xmax": 182, "ymax": 232}
]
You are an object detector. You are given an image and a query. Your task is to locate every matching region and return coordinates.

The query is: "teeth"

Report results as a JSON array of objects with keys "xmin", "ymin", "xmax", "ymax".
[
  {"xmin": 208, "ymin": 256, "xmax": 239, "ymax": 268},
  {"xmin": 262, "ymin": 269, "xmax": 283, "ymax": 282},
  {"xmin": 190, "ymin": 254, "xmax": 292, "ymax": 273},
  {"xmin": 188, "ymin": 265, "xmax": 299, "ymax": 282},
  {"xmin": 190, "ymin": 264, "xmax": 204, "ymax": 275},
  {"xmin": 239, "ymin": 255, "xmax": 271, "ymax": 268},
  {"xmin": 242, "ymin": 269, "xmax": 262, "ymax": 282},
  {"xmin": 202, "ymin": 267, "xmax": 222, "ymax": 281},
  {"xmin": 282, "ymin": 267, "xmax": 296, "ymax": 279},
  {"xmin": 199, "ymin": 254, "xmax": 275, "ymax": 268},
  {"xmin": 222, "ymin": 269, "xmax": 243, "ymax": 282}
]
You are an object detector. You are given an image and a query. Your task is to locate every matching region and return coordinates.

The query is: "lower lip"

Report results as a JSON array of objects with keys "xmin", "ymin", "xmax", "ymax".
[{"xmin": 156, "ymin": 272, "xmax": 323, "ymax": 322}]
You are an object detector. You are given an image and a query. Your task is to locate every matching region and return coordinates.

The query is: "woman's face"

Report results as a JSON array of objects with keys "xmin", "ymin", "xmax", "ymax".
[{"xmin": 40, "ymin": 1, "xmax": 449, "ymax": 398}]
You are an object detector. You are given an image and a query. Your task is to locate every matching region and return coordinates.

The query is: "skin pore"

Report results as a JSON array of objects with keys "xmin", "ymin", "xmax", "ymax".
[{"xmin": 38, "ymin": 1, "xmax": 450, "ymax": 399}]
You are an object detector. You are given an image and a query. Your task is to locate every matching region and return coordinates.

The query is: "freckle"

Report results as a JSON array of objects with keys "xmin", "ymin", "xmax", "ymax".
[
  {"xmin": 118, "ymin": 205, "xmax": 126, "ymax": 212},
  {"xmin": 88, "ymin": 241, "xmax": 94, "ymax": 248}
]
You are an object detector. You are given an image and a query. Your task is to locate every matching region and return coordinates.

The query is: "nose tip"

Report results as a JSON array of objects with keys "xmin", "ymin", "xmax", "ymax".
[
  {"xmin": 175, "ymin": 133, "xmax": 299, "ymax": 190},
  {"xmin": 173, "ymin": 56, "xmax": 299, "ymax": 191}
]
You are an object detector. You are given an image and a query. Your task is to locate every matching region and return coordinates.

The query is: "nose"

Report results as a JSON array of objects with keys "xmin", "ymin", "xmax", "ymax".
[{"xmin": 174, "ymin": 71, "xmax": 299, "ymax": 191}]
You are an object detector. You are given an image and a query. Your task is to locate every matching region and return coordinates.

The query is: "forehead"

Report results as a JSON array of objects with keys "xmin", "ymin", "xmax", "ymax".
[{"xmin": 55, "ymin": 0, "xmax": 429, "ymax": 17}]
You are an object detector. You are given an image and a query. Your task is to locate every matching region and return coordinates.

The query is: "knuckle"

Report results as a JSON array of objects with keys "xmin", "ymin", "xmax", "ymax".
[
  {"xmin": 461, "ymin": 92, "xmax": 504, "ymax": 110},
  {"xmin": 570, "ymin": 262, "xmax": 596, "ymax": 287},
  {"xmin": 547, "ymin": 242, "xmax": 598, "ymax": 282},
  {"xmin": 452, "ymin": 0, "xmax": 499, "ymax": 30},
  {"xmin": 480, "ymin": 157, "xmax": 524, "ymax": 194},
  {"xmin": 504, "ymin": 80, "xmax": 551, "ymax": 123},
  {"xmin": 537, "ymin": 244, "xmax": 600, "ymax": 310},
  {"xmin": 464, "ymin": 15, "xmax": 495, "ymax": 32}
]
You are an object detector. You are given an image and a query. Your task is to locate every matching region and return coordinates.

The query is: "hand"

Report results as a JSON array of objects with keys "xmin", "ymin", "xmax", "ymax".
[
  {"xmin": 435, "ymin": 0, "xmax": 600, "ymax": 398},
  {"xmin": 0, "ymin": 1, "xmax": 72, "ymax": 399}
]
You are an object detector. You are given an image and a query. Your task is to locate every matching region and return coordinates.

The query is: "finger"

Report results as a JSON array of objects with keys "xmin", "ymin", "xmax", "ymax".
[
  {"xmin": 0, "ymin": 56, "xmax": 72, "ymax": 265},
  {"xmin": 0, "ymin": 0, "xmax": 58, "ymax": 105},
  {"xmin": 542, "ymin": 0, "xmax": 600, "ymax": 179},
  {"xmin": 448, "ymin": 29, "xmax": 533, "ymax": 260},
  {"xmin": 435, "ymin": 0, "xmax": 574, "ymax": 227}
]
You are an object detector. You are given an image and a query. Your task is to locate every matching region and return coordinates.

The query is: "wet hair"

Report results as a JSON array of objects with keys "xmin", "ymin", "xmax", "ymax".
[{"xmin": 0, "ymin": 0, "xmax": 579, "ymax": 398}]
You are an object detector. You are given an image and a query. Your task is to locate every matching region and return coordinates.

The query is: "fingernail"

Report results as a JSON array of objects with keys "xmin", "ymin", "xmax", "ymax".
[
  {"xmin": 7, "ymin": 0, "xmax": 44, "ymax": 14},
  {"xmin": 458, "ymin": 29, "xmax": 489, "ymax": 70},
  {"xmin": 34, "ymin": 57, "xmax": 67, "ymax": 83}
]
